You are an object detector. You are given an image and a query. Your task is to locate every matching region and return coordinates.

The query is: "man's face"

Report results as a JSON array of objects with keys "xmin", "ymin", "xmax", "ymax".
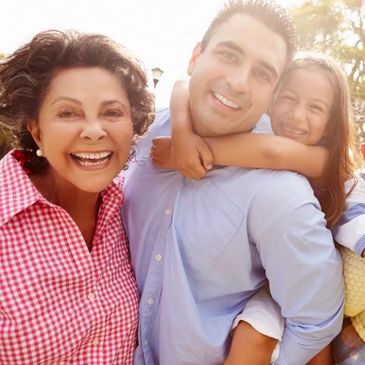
[{"xmin": 187, "ymin": 14, "xmax": 287, "ymax": 137}]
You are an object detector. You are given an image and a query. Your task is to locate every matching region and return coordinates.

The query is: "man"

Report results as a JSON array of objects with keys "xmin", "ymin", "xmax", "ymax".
[{"xmin": 122, "ymin": 1, "xmax": 344, "ymax": 364}]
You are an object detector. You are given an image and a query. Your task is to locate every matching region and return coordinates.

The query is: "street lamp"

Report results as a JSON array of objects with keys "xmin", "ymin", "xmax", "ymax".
[{"xmin": 151, "ymin": 67, "xmax": 164, "ymax": 88}]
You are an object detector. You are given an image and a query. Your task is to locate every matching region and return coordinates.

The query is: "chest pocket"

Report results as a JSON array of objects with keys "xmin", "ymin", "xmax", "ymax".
[{"xmin": 174, "ymin": 178, "xmax": 245, "ymax": 260}]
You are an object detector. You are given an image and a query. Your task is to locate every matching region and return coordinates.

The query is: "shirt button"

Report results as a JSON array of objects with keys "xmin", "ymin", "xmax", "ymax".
[
  {"xmin": 164, "ymin": 208, "xmax": 172, "ymax": 216},
  {"xmin": 147, "ymin": 298, "xmax": 154, "ymax": 305},
  {"xmin": 154, "ymin": 253, "xmax": 162, "ymax": 262},
  {"xmin": 88, "ymin": 293, "xmax": 96, "ymax": 301},
  {"xmin": 92, "ymin": 339, "xmax": 99, "ymax": 345}
]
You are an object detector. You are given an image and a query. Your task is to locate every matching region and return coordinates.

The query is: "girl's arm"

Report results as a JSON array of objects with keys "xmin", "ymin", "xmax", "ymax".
[
  {"xmin": 152, "ymin": 81, "xmax": 328, "ymax": 182},
  {"xmin": 223, "ymin": 321, "xmax": 278, "ymax": 365},
  {"xmin": 152, "ymin": 80, "xmax": 213, "ymax": 179},
  {"xmin": 205, "ymin": 133, "xmax": 328, "ymax": 180}
]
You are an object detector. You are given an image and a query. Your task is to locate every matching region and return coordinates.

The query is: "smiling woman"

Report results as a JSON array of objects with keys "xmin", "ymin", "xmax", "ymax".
[{"xmin": 0, "ymin": 30, "xmax": 154, "ymax": 365}]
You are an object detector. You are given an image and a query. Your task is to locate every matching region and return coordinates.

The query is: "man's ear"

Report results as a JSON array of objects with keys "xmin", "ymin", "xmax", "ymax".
[
  {"xmin": 187, "ymin": 42, "xmax": 202, "ymax": 76},
  {"xmin": 27, "ymin": 119, "xmax": 42, "ymax": 148}
]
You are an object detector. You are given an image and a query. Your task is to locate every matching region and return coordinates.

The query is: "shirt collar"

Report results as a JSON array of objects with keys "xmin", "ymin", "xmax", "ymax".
[
  {"xmin": 0, "ymin": 150, "xmax": 125, "ymax": 226},
  {"xmin": 0, "ymin": 150, "xmax": 42, "ymax": 226}
]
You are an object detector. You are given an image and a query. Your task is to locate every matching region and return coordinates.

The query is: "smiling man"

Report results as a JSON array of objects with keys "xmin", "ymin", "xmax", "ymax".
[{"xmin": 122, "ymin": 1, "xmax": 344, "ymax": 364}]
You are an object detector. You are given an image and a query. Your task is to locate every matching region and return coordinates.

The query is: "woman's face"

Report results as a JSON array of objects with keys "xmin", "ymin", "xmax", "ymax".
[{"xmin": 28, "ymin": 67, "xmax": 134, "ymax": 194}]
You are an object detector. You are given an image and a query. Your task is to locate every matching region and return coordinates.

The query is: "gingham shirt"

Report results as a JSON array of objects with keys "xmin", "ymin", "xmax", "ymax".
[{"xmin": 0, "ymin": 151, "xmax": 139, "ymax": 365}]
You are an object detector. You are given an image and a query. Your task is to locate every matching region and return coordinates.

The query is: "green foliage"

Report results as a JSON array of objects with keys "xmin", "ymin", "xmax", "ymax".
[
  {"xmin": 291, "ymin": 0, "xmax": 365, "ymax": 143},
  {"xmin": 0, "ymin": 122, "xmax": 13, "ymax": 159},
  {"xmin": 0, "ymin": 52, "xmax": 13, "ymax": 158}
]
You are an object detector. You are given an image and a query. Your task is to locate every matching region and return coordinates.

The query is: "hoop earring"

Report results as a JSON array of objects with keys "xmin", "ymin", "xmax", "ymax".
[{"xmin": 36, "ymin": 149, "xmax": 44, "ymax": 157}]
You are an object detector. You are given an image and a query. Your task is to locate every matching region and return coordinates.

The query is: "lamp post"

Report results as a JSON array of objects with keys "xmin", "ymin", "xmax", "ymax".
[{"xmin": 151, "ymin": 67, "xmax": 164, "ymax": 88}]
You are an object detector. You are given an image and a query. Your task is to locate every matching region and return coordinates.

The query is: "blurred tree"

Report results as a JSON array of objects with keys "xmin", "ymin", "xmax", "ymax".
[{"xmin": 291, "ymin": 0, "xmax": 365, "ymax": 143}]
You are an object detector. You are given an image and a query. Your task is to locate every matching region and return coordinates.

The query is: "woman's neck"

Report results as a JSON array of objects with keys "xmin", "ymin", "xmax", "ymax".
[{"xmin": 30, "ymin": 168, "xmax": 101, "ymax": 251}]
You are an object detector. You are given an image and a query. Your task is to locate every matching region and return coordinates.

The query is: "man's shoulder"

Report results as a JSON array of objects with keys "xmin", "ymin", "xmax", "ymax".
[
  {"xmin": 151, "ymin": 107, "xmax": 171, "ymax": 136},
  {"xmin": 248, "ymin": 169, "xmax": 316, "ymax": 207}
]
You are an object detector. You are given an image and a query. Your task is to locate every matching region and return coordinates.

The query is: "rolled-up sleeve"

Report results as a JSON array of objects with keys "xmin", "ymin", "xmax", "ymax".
[{"xmin": 248, "ymin": 171, "xmax": 344, "ymax": 365}]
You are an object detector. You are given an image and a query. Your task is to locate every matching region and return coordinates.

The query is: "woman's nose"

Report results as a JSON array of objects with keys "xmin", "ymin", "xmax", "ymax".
[{"xmin": 80, "ymin": 120, "xmax": 107, "ymax": 141}]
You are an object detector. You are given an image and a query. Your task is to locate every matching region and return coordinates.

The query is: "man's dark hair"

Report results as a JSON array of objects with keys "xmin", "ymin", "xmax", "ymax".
[{"xmin": 201, "ymin": 0, "xmax": 298, "ymax": 65}]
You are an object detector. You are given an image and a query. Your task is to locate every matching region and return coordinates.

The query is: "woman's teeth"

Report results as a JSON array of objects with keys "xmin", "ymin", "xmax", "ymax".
[{"xmin": 70, "ymin": 151, "xmax": 112, "ymax": 167}]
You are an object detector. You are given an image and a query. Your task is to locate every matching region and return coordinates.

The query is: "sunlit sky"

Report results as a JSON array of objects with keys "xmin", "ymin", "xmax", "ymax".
[{"xmin": 1, "ymin": 0, "xmax": 298, "ymax": 106}]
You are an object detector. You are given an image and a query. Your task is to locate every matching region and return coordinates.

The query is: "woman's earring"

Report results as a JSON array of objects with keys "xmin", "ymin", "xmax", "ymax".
[{"xmin": 36, "ymin": 149, "xmax": 44, "ymax": 157}]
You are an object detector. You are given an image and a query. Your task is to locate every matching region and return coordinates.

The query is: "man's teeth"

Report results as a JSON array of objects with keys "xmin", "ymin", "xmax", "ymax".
[
  {"xmin": 72, "ymin": 152, "xmax": 111, "ymax": 160},
  {"xmin": 213, "ymin": 92, "xmax": 240, "ymax": 110}
]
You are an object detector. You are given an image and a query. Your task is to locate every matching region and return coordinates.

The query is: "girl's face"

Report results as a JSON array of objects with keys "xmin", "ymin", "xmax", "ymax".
[
  {"xmin": 28, "ymin": 67, "xmax": 134, "ymax": 194},
  {"xmin": 270, "ymin": 68, "xmax": 334, "ymax": 146}
]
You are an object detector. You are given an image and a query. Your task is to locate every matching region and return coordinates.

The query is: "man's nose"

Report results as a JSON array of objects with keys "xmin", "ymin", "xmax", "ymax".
[
  {"xmin": 80, "ymin": 119, "xmax": 107, "ymax": 141},
  {"xmin": 226, "ymin": 66, "xmax": 250, "ymax": 93}
]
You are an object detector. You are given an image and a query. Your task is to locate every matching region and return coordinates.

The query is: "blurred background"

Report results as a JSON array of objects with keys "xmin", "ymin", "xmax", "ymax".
[{"xmin": 1, "ymin": 0, "xmax": 364, "ymax": 157}]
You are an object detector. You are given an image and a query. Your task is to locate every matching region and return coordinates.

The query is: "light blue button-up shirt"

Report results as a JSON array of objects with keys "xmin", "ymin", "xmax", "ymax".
[{"xmin": 122, "ymin": 108, "xmax": 344, "ymax": 365}]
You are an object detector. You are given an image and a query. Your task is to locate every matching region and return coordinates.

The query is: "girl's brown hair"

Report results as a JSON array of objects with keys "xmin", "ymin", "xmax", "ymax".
[
  {"xmin": 281, "ymin": 55, "xmax": 358, "ymax": 227},
  {"xmin": 0, "ymin": 30, "xmax": 155, "ymax": 172}
]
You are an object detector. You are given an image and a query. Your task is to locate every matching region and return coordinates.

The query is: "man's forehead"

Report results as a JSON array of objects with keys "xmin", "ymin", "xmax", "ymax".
[{"xmin": 206, "ymin": 13, "xmax": 287, "ymax": 77}]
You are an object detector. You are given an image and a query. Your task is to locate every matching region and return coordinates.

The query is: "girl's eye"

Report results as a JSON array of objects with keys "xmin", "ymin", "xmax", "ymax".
[
  {"xmin": 309, "ymin": 104, "xmax": 324, "ymax": 113},
  {"xmin": 281, "ymin": 94, "xmax": 295, "ymax": 102}
]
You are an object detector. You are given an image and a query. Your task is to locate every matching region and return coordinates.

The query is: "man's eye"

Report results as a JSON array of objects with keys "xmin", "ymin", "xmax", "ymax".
[
  {"xmin": 255, "ymin": 69, "xmax": 271, "ymax": 83},
  {"xmin": 218, "ymin": 50, "xmax": 237, "ymax": 63}
]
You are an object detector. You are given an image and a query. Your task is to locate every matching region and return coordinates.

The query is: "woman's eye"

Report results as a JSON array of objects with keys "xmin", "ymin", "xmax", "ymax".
[
  {"xmin": 58, "ymin": 110, "xmax": 76, "ymax": 118},
  {"xmin": 104, "ymin": 109, "xmax": 123, "ymax": 118}
]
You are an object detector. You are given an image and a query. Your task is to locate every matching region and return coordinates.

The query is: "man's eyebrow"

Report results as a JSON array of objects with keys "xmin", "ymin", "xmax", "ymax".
[{"xmin": 216, "ymin": 41, "xmax": 279, "ymax": 80}]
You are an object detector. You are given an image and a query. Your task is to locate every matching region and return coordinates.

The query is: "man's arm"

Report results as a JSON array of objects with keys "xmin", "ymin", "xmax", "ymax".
[{"xmin": 248, "ymin": 172, "xmax": 344, "ymax": 364}]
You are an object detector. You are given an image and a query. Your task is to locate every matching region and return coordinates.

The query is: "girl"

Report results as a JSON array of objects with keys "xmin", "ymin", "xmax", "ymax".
[{"xmin": 151, "ymin": 54, "xmax": 359, "ymax": 364}]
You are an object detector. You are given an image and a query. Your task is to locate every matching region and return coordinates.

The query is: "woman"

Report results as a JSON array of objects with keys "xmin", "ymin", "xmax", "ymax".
[{"xmin": 0, "ymin": 30, "xmax": 154, "ymax": 364}]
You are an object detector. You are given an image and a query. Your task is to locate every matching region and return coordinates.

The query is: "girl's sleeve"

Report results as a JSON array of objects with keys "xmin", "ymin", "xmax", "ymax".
[{"xmin": 333, "ymin": 176, "xmax": 365, "ymax": 256}]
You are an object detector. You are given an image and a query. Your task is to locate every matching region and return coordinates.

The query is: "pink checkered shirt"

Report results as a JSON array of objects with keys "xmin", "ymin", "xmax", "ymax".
[{"xmin": 0, "ymin": 151, "xmax": 139, "ymax": 364}]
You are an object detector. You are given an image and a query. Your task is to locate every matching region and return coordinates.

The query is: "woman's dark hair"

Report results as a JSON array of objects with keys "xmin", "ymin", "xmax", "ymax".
[{"xmin": 0, "ymin": 30, "xmax": 155, "ymax": 172}]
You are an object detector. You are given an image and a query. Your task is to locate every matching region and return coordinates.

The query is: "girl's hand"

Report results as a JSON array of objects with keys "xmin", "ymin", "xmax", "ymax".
[
  {"xmin": 151, "ymin": 134, "xmax": 214, "ymax": 179},
  {"xmin": 171, "ymin": 131, "xmax": 213, "ymax": 179},
  {"xmin": 151, "ymin": 137, "xmax": 174, "ymax": 169}
]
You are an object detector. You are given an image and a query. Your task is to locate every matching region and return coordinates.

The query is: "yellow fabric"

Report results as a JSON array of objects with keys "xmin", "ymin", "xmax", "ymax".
[{"xmin": 341, "ymin": 247, "xmax": 365, "ymax": 341}]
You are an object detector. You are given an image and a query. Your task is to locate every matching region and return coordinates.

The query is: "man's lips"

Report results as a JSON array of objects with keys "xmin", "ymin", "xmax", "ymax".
[{"xmin": 212, "ymin": 91, "xmax": 241, "ymax": 110}]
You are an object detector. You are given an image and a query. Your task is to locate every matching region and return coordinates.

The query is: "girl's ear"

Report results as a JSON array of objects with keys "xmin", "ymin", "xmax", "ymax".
[
  {"xmin": 27, "ymin": 119, "xmax": 42, "ymax": 148},
  {"xmin": 361, "ymin": 143, "xmax": 365, "ymax": 161},
  {"xmin": 187, "ymin": 43, "xmax": 202, "ymax": 76}
]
